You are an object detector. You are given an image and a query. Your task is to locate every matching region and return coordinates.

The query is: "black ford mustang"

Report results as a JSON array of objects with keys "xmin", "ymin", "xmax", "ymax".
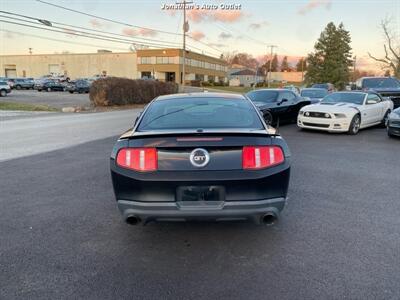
[
  {"xmin": 246, "ymin": 89, "xmax": 311, "ymax": 125},
  {"xmin": 110, "ymin": 93, "xmax": 291, "ymax": 226}
]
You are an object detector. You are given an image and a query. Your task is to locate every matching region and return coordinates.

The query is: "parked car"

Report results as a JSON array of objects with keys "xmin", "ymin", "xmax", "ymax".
[
  {"xmin": 35, "ymin": 80, "xmax": 65, "ymax": 92},
  {"xmin": 387, "ymin": 107, "xmax": 400, "ymax": 137},
  {"xmin": 6, "ymin": 78, "xmax": 15, "ymax": 89},
  {"xmin": 246, "ymin": 89, "xmax": 311, "ymax": 125},
  {"xmin": 300, "ymin": 88, "xmax": 328, "ymax": 103},
  {"xmin": 12, "ymin": 78, "xmax": 35, "ymax": 90},
  {"xmin": 354, "ymin": 77, "xmax": 400, "ymax": 109},
  {"xmin": 311, "ymin": 83, "xmax": 335, "ymax": 92},
  {"xmin": 0, "ymin": 81, "xmax": 12, "ymax": 97},
  {"xmin": 283, "ymin": 85, "xmax": 300, "ymax": 95},
  {"xmin": 298, "ymin": 91, "xmax": 393, "ymax": 134},
  {"xmin": 66, "ymin": 79, "xmax": 90, "ymax": 94},
  {"xmin": 110, "ymin": 92, "xmax": 291, "ymax": 226}
]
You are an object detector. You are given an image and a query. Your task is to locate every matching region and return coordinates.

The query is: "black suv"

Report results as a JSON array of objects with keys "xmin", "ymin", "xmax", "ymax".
[
  {"xmin": 354, "ymin": 77, "xmax": 400, "ymax": 108},
  {"xmin": 66, "ymin": 79, "xmax": 90, "ymax": 94},
  {"xmin": 35, "ymin": 80, "xmax": 65, "ymax": 92}
]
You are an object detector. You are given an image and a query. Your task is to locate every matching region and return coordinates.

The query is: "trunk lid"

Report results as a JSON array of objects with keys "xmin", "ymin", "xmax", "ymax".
[{"xmin": 127, "ymin": 132, "xmax": 273, "ymax": 171}]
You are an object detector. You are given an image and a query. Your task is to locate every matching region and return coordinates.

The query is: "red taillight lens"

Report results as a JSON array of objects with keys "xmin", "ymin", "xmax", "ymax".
[
  {"xmin": 116, "ymin": 148, "xmax": 157, "ymax": 172},
  {"xmin": 242, "ymin": 146, "xmax": 284, "ymax": 170}
]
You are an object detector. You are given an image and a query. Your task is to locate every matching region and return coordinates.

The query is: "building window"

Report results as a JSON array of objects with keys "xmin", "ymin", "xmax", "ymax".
[
  {"xmin": 140, "ymin": 57, "xmax": 152, "ymax": 64},
  {"xmin": 155, "ymin": 56, "xmax": 176, "ymax": 64}
]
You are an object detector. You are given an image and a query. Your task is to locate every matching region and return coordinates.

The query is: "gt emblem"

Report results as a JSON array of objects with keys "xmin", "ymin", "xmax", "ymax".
[{"xmin": 189, "ymin": 148, "xmax": 210, "ymax": 168}]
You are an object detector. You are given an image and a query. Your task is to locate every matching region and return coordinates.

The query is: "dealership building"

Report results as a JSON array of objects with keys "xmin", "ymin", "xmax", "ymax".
[{"xmin": 0, "ymin": 49, "xmax": 228, "ymax": 84}]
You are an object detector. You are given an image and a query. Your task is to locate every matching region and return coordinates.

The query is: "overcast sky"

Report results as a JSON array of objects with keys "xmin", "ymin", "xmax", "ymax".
[{"xmin": 1, "ymin": 0, "xmax": 399, "ymax": 71}]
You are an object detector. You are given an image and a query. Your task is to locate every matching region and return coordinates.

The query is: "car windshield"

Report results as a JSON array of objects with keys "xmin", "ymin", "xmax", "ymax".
[
  {"xmin": 246, "ymin": 90, "xmax": 279, "ymax": 104},
  {"xmin": 321, "ymin": 92, "xmax": 365, "ymax": 105},
  {"xmin": 362, "ymin": 78, "xmax": 400, "ymax": 88},
  {"xmin": 301, "ymin": 89, "xmax": 328, "ymax": 98},
  {"xmin": 311, "ymin": 84, "xmax": 328, "ymax": 89},
  {"xmin": 138, "ymin": 97, "xmax": 264, "ymax": 131}
]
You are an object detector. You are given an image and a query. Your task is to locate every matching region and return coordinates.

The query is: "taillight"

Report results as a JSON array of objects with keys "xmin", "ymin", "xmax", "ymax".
[
  {"xmin": 116, "ymin": 148, "xmax": 157, "ymax": 171},
  {"xmin": 242, "ymin": 146, "xmax": 284, "ymax": 170}
]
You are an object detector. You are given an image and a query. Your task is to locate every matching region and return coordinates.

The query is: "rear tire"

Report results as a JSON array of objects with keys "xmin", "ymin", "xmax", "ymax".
[
  {"xmin": 69, "ymin": 91, "xmax": 74, "ymax": 94},
  {"xmin": 263, "ymin": 110, "xmax": 273, "ymax": 126},
  {"xmin": 16, "ymin": 85, "xmax": 22, "ymax": 90},
  {"xmin": 47, "ymin": 87, "xmax": 51, "ymax": 92},
  {"xmin": 0, "ymin": 89, "xmax": 7, "ymax": 97},
  {"xmin": 348, "ymin": 114, "xmax": 361, "ymax": 135}
]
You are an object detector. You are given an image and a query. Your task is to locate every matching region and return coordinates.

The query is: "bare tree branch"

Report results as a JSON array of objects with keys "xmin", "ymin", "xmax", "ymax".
[
  {"xmin": 383, "ymin": 45, "xmax": 397, "ymax": 70},
  {"xmin": 382, "ymin": 20, "xmax": 400, "ymax": 61},
  {"xmin": 368, "ymin": 52, "xmax": 390, "ymax": 65}
]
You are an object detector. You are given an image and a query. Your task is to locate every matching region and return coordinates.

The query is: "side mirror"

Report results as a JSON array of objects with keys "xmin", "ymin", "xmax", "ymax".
[{"xmin": 278, "ymin": 98, "xmax": 288, "ymax": 105}]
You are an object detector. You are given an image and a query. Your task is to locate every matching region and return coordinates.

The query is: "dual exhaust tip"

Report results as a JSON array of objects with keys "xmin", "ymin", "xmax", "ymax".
[
  {"xmin": 125, "ymin": 215, "xmax": 141, "ymax": 225},
  {"xmin": 125, "ymin": 212, "xmax": 278, "ymax": 226},
  {"xmin": 260, "ymin": 212, "xmax": 278, "ymax": 226}
]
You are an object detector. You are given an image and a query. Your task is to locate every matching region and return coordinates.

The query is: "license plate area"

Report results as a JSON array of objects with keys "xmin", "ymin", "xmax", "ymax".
[{"xmin": 176, "ymin": 186, "xmax": 225, "ymax": 202}]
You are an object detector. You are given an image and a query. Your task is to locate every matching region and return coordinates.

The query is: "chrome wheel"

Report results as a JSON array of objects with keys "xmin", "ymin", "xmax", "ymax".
[
  {"xmin": 348, "ymin": 115, "xmax": 360, "ymax": 135},
  {"xmin": 352, "ymin": 117, "xmax": 360, "ymax": 133}
]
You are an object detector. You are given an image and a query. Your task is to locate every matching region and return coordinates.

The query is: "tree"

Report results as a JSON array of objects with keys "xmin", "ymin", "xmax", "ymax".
[
  {"xmin": 368, "ymin": 19, "xmax": 400, "ymax": 77},
  {"xmin": 271, "ymin": 54, "xmax": 279, "ymax": 72},
  {"xmin": 384, "ymin": 70, "xmax": 391, "ymax": 77},
  {"xmin": 229, "ymin": 52, "xmax": 258, "ymax": 69},
  {"xmin": 260, "ymin": 60, "xmax": 270, "ymax": 74},
  {"xmin": 296, "ymin": 58, "xmax": 307, "ymax": 72},
  {"xmin": 280, "ymin": 56, "xmax": 289, "ymax": 71},
  {"xmin": 305, "ymin": 22, "xmax": 353, "ymax": 90}
]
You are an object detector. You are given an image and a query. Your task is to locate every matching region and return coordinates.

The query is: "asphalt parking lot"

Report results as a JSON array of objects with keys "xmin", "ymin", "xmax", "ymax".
[
  {"xmin": 2, "ymin": 90, "xmax": 90, "ymax": 109},
  {"xmin": 1, "ymin": 124, "xmax": 399, "ymax": 299}
]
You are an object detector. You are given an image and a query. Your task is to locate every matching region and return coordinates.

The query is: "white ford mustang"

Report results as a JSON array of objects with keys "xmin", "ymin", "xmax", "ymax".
[{"xmin": 297, "ymin": 91, "xmax": 393, "ymax": 134}]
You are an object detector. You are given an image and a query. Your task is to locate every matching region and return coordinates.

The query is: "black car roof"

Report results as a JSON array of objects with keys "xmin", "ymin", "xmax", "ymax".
[{"xmin": 155, "ymin": 92, "xmax": 247, "ymax": 101}]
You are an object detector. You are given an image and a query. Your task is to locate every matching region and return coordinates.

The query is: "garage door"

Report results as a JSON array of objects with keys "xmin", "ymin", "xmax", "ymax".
[
  {"xmin": 48, "ymin": 64, "xmax": 60, "ymax": 75},
  {"xmin": 5, "ymin": 69, "xmax": 17, "ymax": 78}
]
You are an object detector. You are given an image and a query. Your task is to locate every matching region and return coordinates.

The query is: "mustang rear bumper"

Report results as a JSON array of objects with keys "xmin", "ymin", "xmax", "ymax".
[{"xmin": 117, "ymin": 197, "xmax": 286, "ymax": 224}]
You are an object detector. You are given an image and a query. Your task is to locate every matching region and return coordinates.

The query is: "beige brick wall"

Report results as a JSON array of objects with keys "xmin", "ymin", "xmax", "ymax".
[{"xmin": 0, "ymin": 52, "xmax": 138, "ymax": 79}]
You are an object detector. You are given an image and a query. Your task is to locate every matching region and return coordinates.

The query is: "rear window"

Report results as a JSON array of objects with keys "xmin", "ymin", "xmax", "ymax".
[
  {"xmin": 301, "ymin": 89, "xmax": 328, "ymax": 98},
  {"xmin": 246, "ymin": 90, "xmax": 279, "ymax": 103},
  {"xmin": 138, "ymin": 97, "xmax": 264, "ymax": 131},
  {"xmin": 362, "ymin": 78, "xmax": 400, "ymax": 88},
  {"xmin": 312, "ymin": 84, "xmax": 328, "ymax": 89}
]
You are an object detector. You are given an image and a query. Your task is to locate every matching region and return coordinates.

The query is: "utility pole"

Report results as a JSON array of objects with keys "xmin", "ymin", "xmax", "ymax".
[
  {"xmin": 267, "ymin": 45, "xmax": 277, "ymax": 88},
  {"xmin": 176, "ymin": 0, "xmax": 192, "ymax": 91},
  {"xmin": 301, "ymin": 57, "xmax": 305, "ymax": 82}
]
